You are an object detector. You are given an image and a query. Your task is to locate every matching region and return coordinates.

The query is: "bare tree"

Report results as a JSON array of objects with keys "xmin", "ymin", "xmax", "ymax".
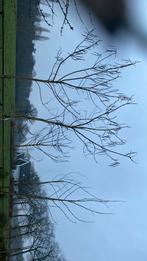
[
  {"xmin": 1, "ymin": 31, "xmax": 136, "ymax": 166},
  {"xmin": 10, "ymin": 172, "xmax": 108, "ymax": 260},
  {"xmin": 12, "ymin": 173, "xmax": 118, "ymax": 223},
  {"xmin": 8, "ymin": 165, "xmax": 120, "ymax": 260},
  {"xmin": 40, "ymin": 0, "xmax": 147, "ymax": 51}
]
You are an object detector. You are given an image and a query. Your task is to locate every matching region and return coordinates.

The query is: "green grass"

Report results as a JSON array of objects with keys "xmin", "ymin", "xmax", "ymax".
[{"xmin": 0, "ymin": 0, "xmax": 16, "ymax": 258}]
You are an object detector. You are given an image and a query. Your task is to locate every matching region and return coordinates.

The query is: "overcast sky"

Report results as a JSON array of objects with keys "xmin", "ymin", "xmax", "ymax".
[{"xmin": 29, "ymin": 1, "xmax": 147, "ymax": 260}]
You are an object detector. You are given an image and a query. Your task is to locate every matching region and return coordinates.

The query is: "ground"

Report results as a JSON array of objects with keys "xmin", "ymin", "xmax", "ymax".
[{"xmin": 0, "ymin": 0, "xmax": 16, "ymax": 259}]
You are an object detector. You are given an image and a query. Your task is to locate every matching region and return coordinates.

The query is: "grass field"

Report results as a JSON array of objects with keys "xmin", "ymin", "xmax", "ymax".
[{"xmin": 0, "ymin": 0, "xmax": 16, "ymax": 258}]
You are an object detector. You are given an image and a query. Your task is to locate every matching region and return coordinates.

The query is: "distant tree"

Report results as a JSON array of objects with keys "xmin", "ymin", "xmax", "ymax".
[{"xmin": 10, "ymin": 173, "xmax": 67, "ymax": 261}]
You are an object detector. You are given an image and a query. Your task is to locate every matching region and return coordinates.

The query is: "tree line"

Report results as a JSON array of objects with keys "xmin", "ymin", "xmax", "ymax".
[{"xmin": 16, "ymin": 0, "xmax": 50, "ymax": 144}]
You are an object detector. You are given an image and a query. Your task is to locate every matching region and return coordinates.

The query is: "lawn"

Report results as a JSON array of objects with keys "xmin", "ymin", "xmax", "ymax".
[{"xmin": 0, "ymin": 0, "xmax": 16, "ymax": 258}]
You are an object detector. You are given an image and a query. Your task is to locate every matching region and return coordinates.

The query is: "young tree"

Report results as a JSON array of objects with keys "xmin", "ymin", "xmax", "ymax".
[
  {"xmin": 7, "ymin": 172, "xmax": 113, "ymax": 259},
  {"xmin": 2, "ymin": 31, "xmax": 136, "ymax": 166},
  {"xmin": 12, "ymin": 170, "xmax": 118, "ymax": 223}
]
